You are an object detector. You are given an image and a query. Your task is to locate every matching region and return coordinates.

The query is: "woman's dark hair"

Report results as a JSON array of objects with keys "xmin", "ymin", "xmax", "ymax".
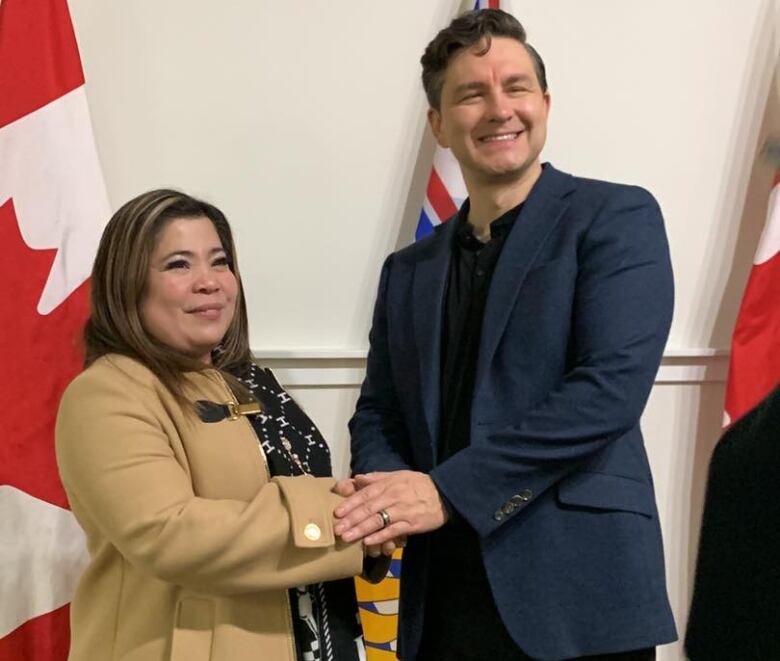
[
  {"xmin": 421, "ymin": 8, "xmax": 547, "ymax": 110},
  {"xmin": 84, "ymin": 188, "xmax": 254, "ymax": 405}
]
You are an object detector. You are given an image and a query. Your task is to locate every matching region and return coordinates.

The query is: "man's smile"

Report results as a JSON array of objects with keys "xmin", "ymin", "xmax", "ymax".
[{"xmin": 478, "ymin": 130, "xmax": 523, "ymax": 143}]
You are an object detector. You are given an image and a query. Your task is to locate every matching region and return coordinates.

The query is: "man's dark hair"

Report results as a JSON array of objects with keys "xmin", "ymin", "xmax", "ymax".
[{"xmin": 421, "ymin": 8, "xmax": 548, "ymax": 110}]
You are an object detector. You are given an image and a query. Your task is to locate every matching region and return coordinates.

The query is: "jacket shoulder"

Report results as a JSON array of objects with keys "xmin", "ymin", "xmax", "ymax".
[
  {"xmin": 65, "ymin": 354, "xmax": 157, "ymax": 395},
  {"xmin": 567, "ymin": 173, "xmax": 660, "ymax": 211},
  {"xmin": 59, "ymin": 355, "xmax": 164, "ymax": 419},
  {"xmin": 391, "ymin": 223, "xmax": 450, "ymax": 264}
]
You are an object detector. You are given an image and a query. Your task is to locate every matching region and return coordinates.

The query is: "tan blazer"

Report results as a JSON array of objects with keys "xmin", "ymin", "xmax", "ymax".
[{"xmin": 55, "ymin": 354, "xmax": 363, "ymax": 661}]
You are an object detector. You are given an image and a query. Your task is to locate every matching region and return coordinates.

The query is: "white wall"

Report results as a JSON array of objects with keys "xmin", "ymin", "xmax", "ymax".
[
  {"xmin": 69, "ymin": 1, "xmax": 780, "ymax": 659},
  {"xmin": 70, "ymin": 0, "xmax": 779, "ymax": 353}
]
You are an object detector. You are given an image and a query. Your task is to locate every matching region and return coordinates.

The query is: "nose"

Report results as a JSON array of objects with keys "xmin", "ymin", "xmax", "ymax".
[
  {"xmin": 485, "ymin": 89, "xmax": 513, "ymax": 122},
  {"xmin": 193, "ymin": 265, "xmax": 220, "ymax": 293}
]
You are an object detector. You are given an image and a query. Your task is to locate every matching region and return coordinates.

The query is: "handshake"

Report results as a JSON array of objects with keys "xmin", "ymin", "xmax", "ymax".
[{"xmin": 331, "ymin": 469, "xmax": 450, "ymax": 557}]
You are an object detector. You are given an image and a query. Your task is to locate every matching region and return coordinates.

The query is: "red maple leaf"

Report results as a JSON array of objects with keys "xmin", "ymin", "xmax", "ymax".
[{"xmin": 0, "ymin": 199, "xmax": 90, "ymax": 509}]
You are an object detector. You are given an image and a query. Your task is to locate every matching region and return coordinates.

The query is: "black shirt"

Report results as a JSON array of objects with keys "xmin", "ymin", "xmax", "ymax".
[
  {"xmin": 439, "ymin": 203, "xmax": 522, "ymax": 463},
  {"xmin": 421, "ymin": 203, "xmax": 528, "ymax": 660}
]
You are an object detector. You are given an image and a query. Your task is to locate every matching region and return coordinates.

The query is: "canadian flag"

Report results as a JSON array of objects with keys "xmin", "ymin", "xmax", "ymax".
[
  {"xmin": 724, "ymin": 170, "xmax": 780, "ymax": 426},
  {"xmin": 0, "ymin": 0, "xmax": 110, "ymax": 658}
]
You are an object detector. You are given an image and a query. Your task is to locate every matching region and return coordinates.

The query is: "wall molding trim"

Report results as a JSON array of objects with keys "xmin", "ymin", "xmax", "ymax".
[{"xmin": 253, "ymin": 348, "xmax": 730, "ymax": 387}]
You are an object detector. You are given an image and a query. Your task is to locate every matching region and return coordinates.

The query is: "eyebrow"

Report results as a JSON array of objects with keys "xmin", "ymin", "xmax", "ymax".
[
  {"xmin": 453, "ymin": 74, "xmax": 535, "ymax": 96},
  {"xmin": 503, "ymin": 74, "xmax": 535, "ymax": 86},
  {"xmin": 453, "ymin": 81, "xmax": 487, "ymax": 96},
  {"xmin": 158, "ymin": 247, "xmax": 226, "ymax": 262}
]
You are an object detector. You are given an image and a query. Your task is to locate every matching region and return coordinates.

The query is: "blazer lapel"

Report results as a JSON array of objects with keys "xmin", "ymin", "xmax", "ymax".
[
  {"xmin": 476, "ymin": 165, "xmax": 575, "ymax": 391},
  {"xmin": 412, "ymin": 213, "xmax": 459, "ymax": 449}
]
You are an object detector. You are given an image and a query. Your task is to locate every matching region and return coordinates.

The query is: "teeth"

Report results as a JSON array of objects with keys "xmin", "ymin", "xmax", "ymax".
[{"xmin": 483, "ymin": 133, "xmax": 518, "ymax": 142}]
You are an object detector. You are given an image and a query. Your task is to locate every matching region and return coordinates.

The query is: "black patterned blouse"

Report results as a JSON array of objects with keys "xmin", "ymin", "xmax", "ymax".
[{"xmin": 229, "ymin": 362, "xmax": 364, "ymax": 661}]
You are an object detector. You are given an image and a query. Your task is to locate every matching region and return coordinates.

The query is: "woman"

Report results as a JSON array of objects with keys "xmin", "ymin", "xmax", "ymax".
[{"xmin": 55, "ymin": 189, "xmax": 383, "ymax": 661}]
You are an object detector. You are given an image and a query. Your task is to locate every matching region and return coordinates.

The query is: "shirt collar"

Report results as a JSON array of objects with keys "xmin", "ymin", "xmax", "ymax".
[{"xmin": 454, "ymin": 201, "xmax": 523, "ymax": 250}]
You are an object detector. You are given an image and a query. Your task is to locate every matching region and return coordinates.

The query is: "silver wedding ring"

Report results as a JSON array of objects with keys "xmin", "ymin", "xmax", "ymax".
[{"xmin": 378, "ymin": 508, "xmax": 391, "ymax": 529}]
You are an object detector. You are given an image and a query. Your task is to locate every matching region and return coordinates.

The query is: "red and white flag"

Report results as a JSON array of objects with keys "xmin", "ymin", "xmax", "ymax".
[
  {"xmin": 0, "ymin": 0, "xmax": 110, "ymax": 658},
  {"xmin": 724, "ymin": 170, "xmax": 780, "ymax": 426}
]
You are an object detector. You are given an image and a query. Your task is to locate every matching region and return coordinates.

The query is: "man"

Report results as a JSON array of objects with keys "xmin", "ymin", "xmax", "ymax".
[{"xmin": 334, "ymin": 9, "xmax": 677, "ymax": 661}]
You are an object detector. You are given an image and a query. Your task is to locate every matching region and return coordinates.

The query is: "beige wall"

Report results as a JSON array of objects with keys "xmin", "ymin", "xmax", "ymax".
[{"xmin": 69, "ymin": 1, "xmax": 780, "ymax": 659}]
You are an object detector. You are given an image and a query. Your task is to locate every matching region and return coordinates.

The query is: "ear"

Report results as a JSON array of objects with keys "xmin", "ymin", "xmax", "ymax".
[
  {"xmin": 542, "ymin": 91, "xmax": 551, "ymax": 118},
  {"xmin": 427, "ymin": 108, "xmax": 449, "ymax": 148}
]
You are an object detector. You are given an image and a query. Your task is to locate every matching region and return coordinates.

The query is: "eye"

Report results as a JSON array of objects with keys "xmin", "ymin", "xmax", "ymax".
[
  {"xmin": 212, "ymin": 256, "xmax": 230, "ymax": 268},
  {"xmin": 460, "ymin": 92, "xmax": 481, "ymax": 103},
  {"xmin": 164, "ymin": 259, "xmax": 189, "ymax": 270}
]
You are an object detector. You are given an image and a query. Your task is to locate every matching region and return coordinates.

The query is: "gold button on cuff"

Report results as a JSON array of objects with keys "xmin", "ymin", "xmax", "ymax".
[{"xmin": 303, "ymin": 523, "xmax": 322, "ymax": 542}]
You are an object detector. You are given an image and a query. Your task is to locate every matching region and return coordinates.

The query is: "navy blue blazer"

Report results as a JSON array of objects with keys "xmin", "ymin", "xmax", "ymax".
[{"xmin": 349, "ymin": 164, "xmax": 678, "ymax": 660}]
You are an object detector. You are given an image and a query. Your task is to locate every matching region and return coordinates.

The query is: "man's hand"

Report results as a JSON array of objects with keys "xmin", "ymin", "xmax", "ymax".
[
  {"xmin": 332, "ymin": 478, "xmax": 405, "ymax": 556},
  {"xmin": 333, "ymin": 470, "xmax": 449, "ymax": 546}
]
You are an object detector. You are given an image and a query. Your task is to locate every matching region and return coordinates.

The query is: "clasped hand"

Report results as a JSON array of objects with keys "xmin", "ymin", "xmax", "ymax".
[{"xmin": 332, "ymin": 470, "xmax": 449, "ymax": 556}]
